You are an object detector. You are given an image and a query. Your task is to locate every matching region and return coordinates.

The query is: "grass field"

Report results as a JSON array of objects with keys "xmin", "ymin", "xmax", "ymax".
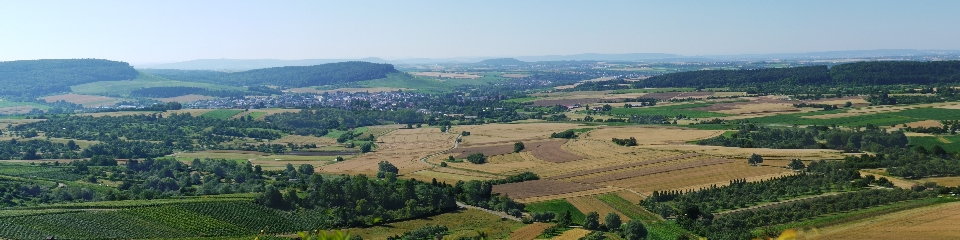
[
  {"xmin": 745, "ymin": 107, "xmax": 960, "ymax": 127},
  {"xmin": 201, "ymin": 109, "xmax": 244, "ymax": 119},
  {"xmin": 70, "ymin": 72, "xmax": 243, "ymax": 96},
  {"xmin": 908, "ymin": 135, "xmax": 960, "ymax": 152},
  {"xmin": 607, "ymin": 102, "xmax": 733, "ymax": 118},
  {"xmin": 344, "ymin": 209, "xmax": 524, "ymax": 240},
  {"xmin": 524, "ymin": 199, "xmax": 586, "ymax": 225}
]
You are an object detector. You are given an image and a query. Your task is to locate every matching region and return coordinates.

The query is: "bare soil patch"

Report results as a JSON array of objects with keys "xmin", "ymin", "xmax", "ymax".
[{"xmin": 491, "ymin": 179, "xmax": 604, "ymax": 199}]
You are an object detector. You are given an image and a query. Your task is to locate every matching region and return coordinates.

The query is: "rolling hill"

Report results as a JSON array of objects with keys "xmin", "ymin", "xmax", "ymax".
[
  {"xmin": 0, "ymin": 59, "xmax": 138, "ymax": 97},
  {"xmin": 139, "ymin": 61, "xmax": 399, "ymax": 88}
]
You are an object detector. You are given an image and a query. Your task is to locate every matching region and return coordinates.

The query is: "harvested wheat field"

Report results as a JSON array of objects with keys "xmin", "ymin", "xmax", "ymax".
[
  {"xmin": 567, "ymin": 196, "xmax": 630, "ymax": 221},
  {"xmin": 604, "ymin": 162, "xmax": 793, "ymax": 195},
  {"xmin": 438, "ymin": 151, "xmax": 553, "ymax": 174},
  {"xmin": 408, "ymin": 168, "xmax": 496, "ymax": 183},
  {"xmin": 42, "ymin": 94, "xmax": 120, "ymax": 107},
  {"xmin": 272, "ymin": 135, "xmax": 336, "ymax": 146},
  {"xmin": 320, "ymin": 128, "xmax": 457, "ymax": 175},
  {"xmin": 449, "ymin": 140, "xmax": 580, "ymax": 162},
  {"xmin": 552, "ymin": 228, "xmax": 592, "ymax": 240},
  {"xmin": 510, "ymin": 223, "xmax": 553, "ymax": 240},
  {"xmin": 805, "ymin": 201, "xmax": 960, "ymax": 240},
  {"xmin": 583, "ymin": 126, "xmax": 724, "ymax": 145},
  {"xmin": 640, "ymin": 144, "xmax": 848, "ymax": 161},
  {"xmin": 919, "ymin": 176, "xmax": 960, "ymax": 187},
  {"xmin": 452, "ymin": 123, "xmax": 585, "ymax": 146},
  {"xmin": 858, "ymin": 170, "xmax": 917, "ymax": 189}
]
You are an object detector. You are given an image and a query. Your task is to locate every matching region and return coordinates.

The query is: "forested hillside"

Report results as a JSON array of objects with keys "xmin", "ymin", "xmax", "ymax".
[
  {"xmin": 639, "ymin": 65, "xmax": 832, "ymax": 88},
  {"xmin": 140, "ymin": 61, "xmax": 398, "ymax": 87},
  {"xmin": 830, "ymin": 61, "xmax": 960, "ymax": 85},
  {"xmin": 0, "ymin": 59, "xmax": 138, "ymax": 97},
  {"xmin": 639, "ymin": 60, "xmax": 960, "ymax": 88}
]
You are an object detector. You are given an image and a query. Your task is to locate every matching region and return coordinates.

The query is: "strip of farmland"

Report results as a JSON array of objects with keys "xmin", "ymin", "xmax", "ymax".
[
  {"xmin": 491, "ymin": 179, "xmax": 604, "ymax": 199},
  {"xmin": 547, "ymin": 153, "xmax": 700, "ymax": 180},
  {"xmin": 574, "ymin": 158, "xmax": 734, "ymax": 184}
]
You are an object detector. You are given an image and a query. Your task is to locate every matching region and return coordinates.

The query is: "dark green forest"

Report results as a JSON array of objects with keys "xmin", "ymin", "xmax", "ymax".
[
  {"xmin": 638, "ymin": 61, "xmax": 960, "ymax": 88},
  {"xmin": 140, "ymin": 61, "xmax": 398, "ymax": 88},
  {"xmin": 0, "ymin": 59, "xmax": 138, "ymax": 97}
]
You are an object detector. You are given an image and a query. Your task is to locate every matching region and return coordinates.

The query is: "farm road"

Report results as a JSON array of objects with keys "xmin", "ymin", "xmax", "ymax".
[{"xmin": 456, "ymin": 202, "xmax": 520, "ymax": 221}]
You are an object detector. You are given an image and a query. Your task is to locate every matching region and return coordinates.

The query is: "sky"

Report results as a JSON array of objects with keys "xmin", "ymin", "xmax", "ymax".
[{"xmin": 1, "ymin": 1, "xmax": 959, "ymax": 64}]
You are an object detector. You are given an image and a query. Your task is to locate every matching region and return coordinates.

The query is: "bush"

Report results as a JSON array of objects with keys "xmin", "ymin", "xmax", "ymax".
[{"xmin": 466, "ymin": 153, "xmax": 486, "ymax": 164}]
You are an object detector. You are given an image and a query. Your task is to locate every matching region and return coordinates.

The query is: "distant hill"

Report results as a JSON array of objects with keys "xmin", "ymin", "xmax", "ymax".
[
  {"xmin": 136, "ymin": 58, "xmax": 390, "ymax": 70},
  {"xmin": 140, "ymin": 61, "xmax": 399, "ymax": 87},
  {"xmin": 639, "ymin": 60, "xmax": 960, "ymax": 88},
  {"xmin": 0, "ymin": 59, "xmax": 138, "ymax": 97},
  {"xmin": 478, "ymin": 58, "xmax": 526, "ymax": 65}
]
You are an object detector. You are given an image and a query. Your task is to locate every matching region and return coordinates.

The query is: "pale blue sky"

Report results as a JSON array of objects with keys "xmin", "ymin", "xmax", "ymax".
[{"xmin": 1, "ymin": 1, "xmax": 958, "ymax": 63}]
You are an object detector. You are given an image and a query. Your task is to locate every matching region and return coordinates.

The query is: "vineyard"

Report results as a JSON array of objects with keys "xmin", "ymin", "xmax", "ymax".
[{"xmin": 0, "ymin": 200, "xmax": 308, "ymax": 239}]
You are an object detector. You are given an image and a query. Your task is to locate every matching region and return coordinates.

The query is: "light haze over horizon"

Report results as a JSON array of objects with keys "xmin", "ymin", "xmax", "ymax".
[{"xmin": 2, "ymin": 1, "xmax": 959, "ymax": 64}]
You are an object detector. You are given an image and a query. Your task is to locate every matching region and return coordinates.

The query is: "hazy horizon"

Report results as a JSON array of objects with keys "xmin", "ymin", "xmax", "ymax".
[{"xmin": 3, "ymin": 1, "xmax": 959, "ymax": 64}]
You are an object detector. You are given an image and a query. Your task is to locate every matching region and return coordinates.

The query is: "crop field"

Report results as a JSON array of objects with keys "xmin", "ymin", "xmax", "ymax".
[
  {"xmin": 595, "ymin": 194, "xmax": 661, "ymax": 221},
  {"xmin": 452, "ymin": 122, "xmax": 585, "ymax": 146},
  {"xmin": 743, "ymin": 105, "xmax": 960, "ymax": 127},
  {"xmin": 603, "ymin": 162, "xmax": 793, "ymax": 195},
  {"xmin": 171, "ymin": 150, "xmax": 343, "ymax": 171},
  {"xmin": 510, "ymin": 223, "xmax": 554, "ymax": 240},
  {"xmin": 320, "ymin": 128, "xmax": 456, "ymax": 175},
  {"xmin": 410, "ymin": 71, "xmax": 481, "ymax": 79},
  {"xmin": 808, "ymin": 200, "xmax": 960, "ymax": 240},
  {"xmin": 918, "ymin": 176, "xmax": 960, "ymax": 187},
  {"xmin": 491, "ymin": 179, "xmax": 606, "ymax": 200},
  {"xmin": 151, "ymin": 94, "xmax": 217, "ymax": 103},
  {"xmin": 286, "ymin": 87, "xmax": 410, "ymax": 94},
  {"xmin": 567, "ymin": 195, "xmax": 631, "ymax": 221},
  {"xmin": 607, "ymin": 102, "xmax": 732, "ymax": 118},
  {"xmin": 41, "ymin": 93, "xmax": 120, "ymax": 107},
  {"xmin": 553, "ymin": 228, "xmax": 592, "ymax": 240},
  {"xmin": 908, "ymin": 135, "xmax": 960, "ymax": 153},
  {"xmin": 70, "ymin": 72, "xmax": 243, "ymax": 96},
  {"xmin": 438, "ymin": 151, "xmax": 551, "ymax": 174},
  {"xmin": 640, "ymin": 144, "xmax": 849, "ymax": 161},
  {"xmin": 230, "ymin": 108, "xmax": 301, "ymax": 120},
  {"xmin": 345, "ymin": 209, "xmax": 524, "ymax": 240},
  {"xmin": 201, "ymin": 109, "xmax": 244, "ymax": 119},
  {"xmin": 524, "ymin": 199, "xmax": 586, "ymax": 224},
  {"xmin": 583, "ymin": 126, "xmax": 724, "ymax": 145},
  {"xmin": 573, "ymin": 158, "xmax": 735, "ymax": 184}
]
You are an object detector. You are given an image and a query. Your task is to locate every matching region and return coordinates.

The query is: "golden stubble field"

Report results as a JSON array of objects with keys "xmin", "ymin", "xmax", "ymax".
[
  {"xmin": 319, "ymin": 127, "xmax": 457, "ymax": 176},
  {"xmin": 803, "ymin": 201, "xmax": 960, "ymax": 240}
]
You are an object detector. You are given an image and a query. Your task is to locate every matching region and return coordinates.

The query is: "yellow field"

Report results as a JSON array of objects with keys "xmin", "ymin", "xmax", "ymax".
[
  {"xmin": 510, "ymin": 223, "xmax": 553, "ymax": 240},
  {"xmin": 582, "ymin": 126, "xmax": 724, "ymax": 145},
  {"xmin": 320, "ymin": 127, "xmax": 457, "ymax": 175},
  {"xmin": 42, "ymin": 93, "xmax": 120, "ymax": 107},
  {"xmin": 919, "ymin": 176, "xmax": 960, "ymax": 187},
  {"xmin": 805, "ymin": 201, "xmax": 960, "ymax": 240},
  {"xmin": 452, "ymin": 123, "xmax": 586, "ymax": 146},
  {"xmin": 604, "ymin": 162, "xmax": 792, "ymax": 195},
  {"xmin": 553, "ymin": 228, "xmax": 592, "ymax": 240}
]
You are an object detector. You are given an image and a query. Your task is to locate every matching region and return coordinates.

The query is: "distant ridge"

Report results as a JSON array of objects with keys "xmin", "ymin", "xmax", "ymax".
[
  {"xmin": 478, "ymin": 58, "xmax": 526, "ymax": 65},
  {"xmin": 136, "ymin": 57, "xmax": 390, "ymax": 71},
  {"xmin": 140, "ymin": 61, "xmax": 398, "ymax": 88}
]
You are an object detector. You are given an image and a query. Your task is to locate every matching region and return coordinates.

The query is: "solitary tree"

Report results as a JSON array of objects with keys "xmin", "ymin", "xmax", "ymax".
[
  {"xmin": 360, "ymin": 143, "xmax": 373, "ymax": 153},
  {"xmin": 604, "ymin": 212, "xmax": 622, "ymax": 231},
  {"xmin": 844, "ymin": 101, "xmax": 853, "ymax": 108},
  {"xmin": 788, "ymin": 159, "xmax": 805, "ymax": 171},
  {"xmin": 583, "ymin": 212, "xmax": 600, "ymax": 230},
  {"xmin": 748, "ymin": 153, "xmax": 764, "ymax": 166},
  {"xmin": 555, "ymin": 210, "xmax": 573, "ymax": 227},
  {"xmin": 620, "ymin": 220, "xmax": 648, "ymax": 240},
  {"xmin": 466, "ymin": 153, "xmax": 486, "ymax": 164},
  {"xmin": 514, "ymin": 142, "xmax": 525, "ymax": 153}
]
